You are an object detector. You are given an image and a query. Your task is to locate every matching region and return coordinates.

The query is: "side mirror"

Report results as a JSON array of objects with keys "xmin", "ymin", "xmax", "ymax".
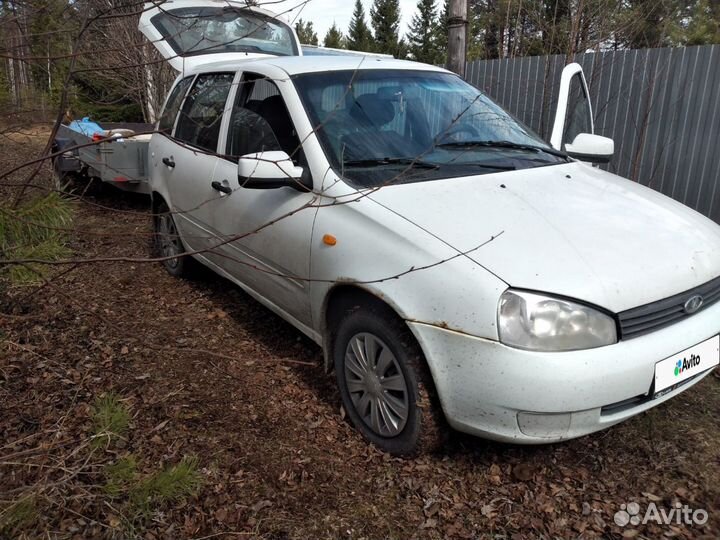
[
  {"xmin": 564, "ymin": 133, "xmax": 614, "ymax": 164},
  {"xmin": 238, "ymin": 151, "xmax": 308, "ymax": 191}
]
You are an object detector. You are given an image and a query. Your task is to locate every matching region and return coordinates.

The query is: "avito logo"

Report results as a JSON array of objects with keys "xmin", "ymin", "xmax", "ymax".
[{"xmin": 674, "ymin": 353, "xmax": 701, "ymax": 377}]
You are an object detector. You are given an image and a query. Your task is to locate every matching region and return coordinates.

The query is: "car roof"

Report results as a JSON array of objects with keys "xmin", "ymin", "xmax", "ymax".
[{"xmin": 181, "ymin": 55, "xmax": 452, "ymax": 78}]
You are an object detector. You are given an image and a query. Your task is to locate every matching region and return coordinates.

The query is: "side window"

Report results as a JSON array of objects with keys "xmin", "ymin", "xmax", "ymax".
[
  {"xmin": 226, "ymin": 74, "xmax": 301, "ymax": 161},
  {"xmin": 175, "ymin": 72, "xmax": 235, "ymax": 152},
  {"xmin": 158, "ymin": 76, "xmax": 193, "ymax": 134},
  {"xmin": 563, "ymin": 74, "xmax": 592, "ymax": 148}
]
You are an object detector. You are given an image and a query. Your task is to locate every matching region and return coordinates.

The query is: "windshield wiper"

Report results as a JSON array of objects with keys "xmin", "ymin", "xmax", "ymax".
[
  {"xmin": 457, "ymin": 162, "xmax": 516, "ymax": 171},
  {"xmin": 343, "ymin": 158, "xmax": 440, "ymax": 169},
  {"xmin": 344, "ymin": 157, "xmax": 515, "ymax": 172},
  {"xmin": 437, "ymin": 140, "xmax": 568, "ymax": 158}
]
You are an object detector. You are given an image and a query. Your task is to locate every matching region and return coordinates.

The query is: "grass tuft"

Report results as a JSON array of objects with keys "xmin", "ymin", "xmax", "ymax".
[
  {"xmin": 0, "ymin": 496, "xmax": 38, "ymax": 535},
  {"xmin": 0, "ymin": 192, "xmax": 74, "ymax": 285},
  {"xmin": 128, "ymin": 456, "xmax": 203, "ymax": 518},
  {"xmin": 91, "ymin": 393, "xmax": 130, "ymax": 446},
  {"xmin": 104, "ymin": 455, "xmax": 138, "ymax": 497}
]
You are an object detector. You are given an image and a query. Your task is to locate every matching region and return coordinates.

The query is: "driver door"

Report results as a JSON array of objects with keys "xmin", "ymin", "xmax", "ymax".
[{"xmin": 206, "ymin": 73, "xmax": 316, "ymax": 329}]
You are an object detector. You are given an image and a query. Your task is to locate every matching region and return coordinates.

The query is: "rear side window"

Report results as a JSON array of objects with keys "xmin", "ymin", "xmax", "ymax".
[
  {"xmin": 175, "ymin": 72, "xmax": 235, "ymax": 152},
  {"xmin": 158, "ymin": 76, "xmax": 193, "ymax": 134}
]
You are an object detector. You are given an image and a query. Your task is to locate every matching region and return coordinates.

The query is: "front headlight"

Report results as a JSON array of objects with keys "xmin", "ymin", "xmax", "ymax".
[{"xmin": 498, "ymin": 290, "xmax": 617, "ymax": 351}]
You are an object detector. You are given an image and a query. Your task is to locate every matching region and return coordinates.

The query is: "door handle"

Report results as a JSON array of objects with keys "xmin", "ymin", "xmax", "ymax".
[
  {"xmin": 162, "ymin": 157, "xmax": 175, "ymax": 168},
  {"xmin": 211, "ymin": 180, "xmax": 232, "ymax": 195}
]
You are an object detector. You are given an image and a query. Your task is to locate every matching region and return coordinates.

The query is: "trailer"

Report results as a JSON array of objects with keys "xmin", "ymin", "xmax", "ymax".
[{"xmin": 53, "ymin": 118, "xmax": 153, "ymax": 194}]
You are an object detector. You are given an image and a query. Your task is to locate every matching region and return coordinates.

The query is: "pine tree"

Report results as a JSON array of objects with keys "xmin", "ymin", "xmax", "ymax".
[
  {"xmin": 407, "ymin": 0, "xmax": 442, "ymax": 64},
  {"xmin": 0, "ymin": 193, "xmax": 74, "ymax": 285},
  {"xmin": 347, "ymin": 0, "xmax": 374, "ymax": 51},
  {"xmin": 323, "ymin": 22, "xmax": 345, "ymax": 49},
  {"xmin": 370, "ymin": 0, "xmax": 406, "ymax": 57},
  {"xmin": 541, "ymin": 0, "xmax": 572, "ymax": 55},
  {"xmin": 434, "ymin": 0, "xmax": 449, "ymax": 62},
  {"xmin": 682, "ymin": 0, "xmax": 720, "ymax": 45},
  {"xmin": 295, "ymin": 19, "xmax": 318, "ymax": 46},
  {"xmin": 616, "ymin": 0, "xmax": 679, "ymax": 49}
]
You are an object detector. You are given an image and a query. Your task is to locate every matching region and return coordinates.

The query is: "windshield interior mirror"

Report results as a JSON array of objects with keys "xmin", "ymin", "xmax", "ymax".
[
  {"xmin": 238, "ymin": 150, "xmax": 308, "ymax": 191},
  {"xmin": 564, "ymin": 133, "xmax": 614, "ymax": 164}
]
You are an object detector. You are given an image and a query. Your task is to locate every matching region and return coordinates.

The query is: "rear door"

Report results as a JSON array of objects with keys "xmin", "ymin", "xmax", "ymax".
[
  {"xmin": 138, "ymin": 0, "xmax": 302, "ymax": 72},
  {"xmin": 549, "ymin": 63, "xmax": 594, "ymax": 151},
  {"xmin": 151, "ymin": 74, "xmax": 193, "ymax": 222},
  {"xmin": 150, "ymin": 71, "xmax": 236, "ymax": 252}
]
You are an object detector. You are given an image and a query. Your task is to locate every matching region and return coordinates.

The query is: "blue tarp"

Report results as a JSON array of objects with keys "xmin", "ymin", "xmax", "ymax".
[{"xmin": 67, "ymin": 117, "xmax": 104, "ymax": 137}]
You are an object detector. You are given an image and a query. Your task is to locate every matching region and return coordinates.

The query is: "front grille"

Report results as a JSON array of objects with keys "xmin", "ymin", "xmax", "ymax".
[{"xmin": 618, "ymin": 274, "xmax": 720, "ymax": 339}]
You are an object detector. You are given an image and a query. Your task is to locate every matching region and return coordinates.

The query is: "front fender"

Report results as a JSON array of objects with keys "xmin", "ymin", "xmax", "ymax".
[{"xmin": 310, "ymin": 195, "xmax": 508, "ymax": 346}]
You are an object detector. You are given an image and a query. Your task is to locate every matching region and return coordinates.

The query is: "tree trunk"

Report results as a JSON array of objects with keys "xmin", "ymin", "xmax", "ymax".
[
  {"xmin": 484, "ymin": 0, "xmax": 500, "ymax": 59},
  {"xmin": 447, "ymin": 0, "xmax": 468, "ymax": 76}
]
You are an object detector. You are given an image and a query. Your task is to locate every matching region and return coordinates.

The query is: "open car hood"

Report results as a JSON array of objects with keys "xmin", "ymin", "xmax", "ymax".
[{"xmin": 138, "ymin": 0, "xmax": 302, "ymax": 72}]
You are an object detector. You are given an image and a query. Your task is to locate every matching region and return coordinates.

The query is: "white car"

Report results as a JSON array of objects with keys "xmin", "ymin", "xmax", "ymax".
[{"xmin": 141, "ymin": 1, "xmax": 720, "ymax": 455}]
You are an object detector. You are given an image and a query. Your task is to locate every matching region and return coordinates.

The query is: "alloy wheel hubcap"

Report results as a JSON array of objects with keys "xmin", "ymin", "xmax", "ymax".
[{"xmin": 344, "ymin": 333, "xmax": 409, "ymax": 437}]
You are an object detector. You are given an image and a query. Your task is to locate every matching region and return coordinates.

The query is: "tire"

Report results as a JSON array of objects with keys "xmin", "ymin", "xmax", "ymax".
[
  {"xmin": 53, "ymin": 166, "xmax": 103, "ymax": 197},
  {"xmin": 153, "ymin": 201, "xmax": 198, "ymax": 278},
  {"xmin": 333, "ymin": 306, "xmax": 447, "ymax": 456},
  {"xmin": 52, "ymin": 164, "xmax": 78, "ymax": 194}
]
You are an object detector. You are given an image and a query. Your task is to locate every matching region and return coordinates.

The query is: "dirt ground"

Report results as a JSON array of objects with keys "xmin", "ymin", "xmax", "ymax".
[{"xmin": 1, "ymin": 131, "xmax": 719, "ymax": 539}]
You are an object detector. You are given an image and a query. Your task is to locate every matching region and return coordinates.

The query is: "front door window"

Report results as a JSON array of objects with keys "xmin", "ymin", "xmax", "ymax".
[
  {"xmin": 226, "ymin": 74, "xmax": 302, "ymax": 162},
  {"xmin": 563, "ymin": 73, "xmax": 593, "ymax": 149}
]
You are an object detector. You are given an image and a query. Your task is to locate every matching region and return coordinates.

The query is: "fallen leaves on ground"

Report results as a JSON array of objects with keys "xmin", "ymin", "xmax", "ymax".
[{"xmin": 1, "ymin": 131, "xmax": 719, "ymax": 539}]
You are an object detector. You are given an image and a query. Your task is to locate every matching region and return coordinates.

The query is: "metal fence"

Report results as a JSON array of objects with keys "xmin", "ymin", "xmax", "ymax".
[{"xmin": 464, "ymin": 45, "xmax": 720, "ymax": 223}]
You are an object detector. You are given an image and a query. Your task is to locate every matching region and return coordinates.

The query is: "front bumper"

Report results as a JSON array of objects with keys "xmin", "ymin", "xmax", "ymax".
[{"xmin": 408, "ymin": 299, "xmax": 720, "ymax": 443}]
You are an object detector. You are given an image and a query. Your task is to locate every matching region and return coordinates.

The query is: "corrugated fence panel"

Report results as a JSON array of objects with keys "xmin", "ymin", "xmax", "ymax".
[
  {"xmin": 697, "ymin": 46, "xmax": 720, "ymax": 219},
  {"xmin": 465, "ymin": 45, "xmax": 720, "ymax": 223}
]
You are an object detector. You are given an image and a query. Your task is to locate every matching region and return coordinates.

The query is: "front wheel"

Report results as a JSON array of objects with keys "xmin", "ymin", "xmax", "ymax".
[{"xmin": 334, "ymin": 307, "xmax": 446, "ymax": 456}]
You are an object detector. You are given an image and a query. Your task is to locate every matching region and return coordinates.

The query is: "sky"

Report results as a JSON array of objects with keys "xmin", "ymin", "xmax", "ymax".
[{"xmin": 267, "ymin": 0, "xmax": 418, "ymax": 43}]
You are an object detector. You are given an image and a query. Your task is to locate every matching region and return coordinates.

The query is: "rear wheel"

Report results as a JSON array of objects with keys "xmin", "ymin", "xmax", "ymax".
[
  {"xmin": 52, "ymin": 162, "xmax": 80, "ymax": 194},
  {"xmin": 153, "ymin": 201, "xmax": 197, "ymax": 278},
  {"xmin": 52, "ymin": 166, "xmax": 103, "ymax": 197},
  {"xmin": 333, "ymin": 306, "xmax": 446, "ymax": 456}
]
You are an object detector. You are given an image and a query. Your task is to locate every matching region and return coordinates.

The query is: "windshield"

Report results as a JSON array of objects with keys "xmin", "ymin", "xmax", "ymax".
[
  {"xmin": 150, "ymin": 7, "xmax": 298, "ymax": 58},
  {"xmin": 293, "ymin": 70, "xmax": 567, "ymax": 187}
]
